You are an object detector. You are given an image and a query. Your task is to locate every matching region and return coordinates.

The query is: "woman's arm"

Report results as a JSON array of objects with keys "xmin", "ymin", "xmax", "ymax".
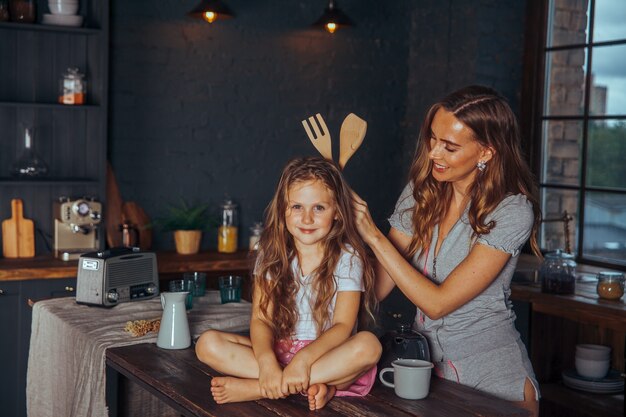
[
  {"xmin": 249, "ymin": 282, "xmax": 285, "ymax": 399},
  {"xmin": 353, "ymin": 192, "xmax": 511, "ymax": 320},
  {"xmin": 280, "ymin": 291, "xmax": 360, "ymax": 394}
]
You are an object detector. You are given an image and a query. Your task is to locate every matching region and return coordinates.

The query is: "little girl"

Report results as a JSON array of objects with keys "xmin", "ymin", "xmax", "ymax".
[{"xmin": 196, "ymin": 156, "xmax": 381, "ymax": 411}]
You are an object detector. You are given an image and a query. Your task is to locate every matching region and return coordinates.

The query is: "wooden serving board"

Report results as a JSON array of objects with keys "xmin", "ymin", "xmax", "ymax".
[
  {"xmin": 2, "ymin": 199, "xmax": 35, "ymax": 258},
  {"xmin": 106, "ymin": 162, "xmax": 124, "ymax": 248}
]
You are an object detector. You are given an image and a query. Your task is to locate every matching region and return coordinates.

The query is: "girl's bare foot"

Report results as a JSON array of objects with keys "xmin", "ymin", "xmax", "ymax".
[
  {"xmin": 210, "ymin": 376, "xmax": 263, "ymax": 404},
  {"xmin": 307, "ymin": 383, "xmax": 337, "ymax": 410}
]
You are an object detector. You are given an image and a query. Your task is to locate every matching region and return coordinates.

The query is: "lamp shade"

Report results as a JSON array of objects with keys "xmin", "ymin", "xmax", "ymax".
[
  {"xmin": 188, "ymin": 0, "xmax": 235, "ymax": 23},
  {"xmin": 313, "ymin": 0, "xmax": 353, "ymax": 33}
]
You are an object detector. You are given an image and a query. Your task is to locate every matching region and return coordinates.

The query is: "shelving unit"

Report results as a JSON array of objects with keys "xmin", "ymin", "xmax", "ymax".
[{"xmin": 0, "ymin": 0, "xmax": 109, "ymax": 256}]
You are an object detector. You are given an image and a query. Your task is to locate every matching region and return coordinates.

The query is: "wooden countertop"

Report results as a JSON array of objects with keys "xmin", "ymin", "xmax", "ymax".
[
  {"xmin": 511, "ymin": 254, "xmax": 626, "ymax": 331},
  {"xmin": 0, "ymin": 250, "xmax": 252, "ymax": 281}
]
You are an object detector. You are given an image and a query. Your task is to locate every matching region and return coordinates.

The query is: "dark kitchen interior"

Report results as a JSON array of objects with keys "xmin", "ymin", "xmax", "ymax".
[{"xmin": 1, "ymin": 1, "xmax": 624, "ymax": 417}]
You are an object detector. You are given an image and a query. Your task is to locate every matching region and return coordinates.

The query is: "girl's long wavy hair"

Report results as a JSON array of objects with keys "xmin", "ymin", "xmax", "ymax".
[
  {"xmin": 255, "ymin": 157, "xmax": 376, "ymax": 340},
  {"xmin": 406, "ymin": 85, "xmax": 541, "ymax": 258}
]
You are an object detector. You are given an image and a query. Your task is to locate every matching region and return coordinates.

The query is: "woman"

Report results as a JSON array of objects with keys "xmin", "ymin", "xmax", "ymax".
[{"xmin": 352, "ymin": 85, "xmax": 541, "ymax": 416}]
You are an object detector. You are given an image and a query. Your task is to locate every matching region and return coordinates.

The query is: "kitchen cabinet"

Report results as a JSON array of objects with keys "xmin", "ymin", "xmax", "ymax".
[
  {"xmin": 0, "ymin": 0, "xmax": 109, "ymax": 255},
  {"xmin": 0, "ymin": 277, "xmax": 76, "ymax": 417}
]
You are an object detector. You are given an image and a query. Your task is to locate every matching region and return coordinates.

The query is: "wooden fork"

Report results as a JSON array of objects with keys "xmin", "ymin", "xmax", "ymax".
[{"xmin": 301, "ymin": 113, "xmax": 332, "ymax": 160}]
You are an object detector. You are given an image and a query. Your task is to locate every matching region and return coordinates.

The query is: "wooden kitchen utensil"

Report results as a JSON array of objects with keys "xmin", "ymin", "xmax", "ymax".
[
  {"xmin": 122, "ymin": 201, "xmax": 153, "ymax": 250},
  {"xmin": 2, "ymin": 199, "xmax": 35, "ymax": 258},
  {"xmin": 339, "ymin": 113, "xmax": 367, "ymax": 169},
  {"xmin": 106, "ymin": 162, "xmax": 124, "ymax": 248},
  {"xmin": 302, "ymin": 113, "xmax": 333, "ymax": 161}
]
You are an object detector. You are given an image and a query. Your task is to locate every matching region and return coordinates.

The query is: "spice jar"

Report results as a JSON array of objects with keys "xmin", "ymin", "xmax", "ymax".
[
  {"xmin": 596, "ymin": 272, "xmax": 625, "ymax": 300},
  {"xmin": 218, "ymin": 199, "xmax": 238, "ymax": 253},
  {"xmin": 540, "ymin": 249, "xmax": 576, "ymax": 294},
  {"xmin": 59, "ymin": 68, "xmax": 86, "ymax": 105},
  {"xmin": 249, "ymin": 222, "xmax": 262, "ymax": 251}
]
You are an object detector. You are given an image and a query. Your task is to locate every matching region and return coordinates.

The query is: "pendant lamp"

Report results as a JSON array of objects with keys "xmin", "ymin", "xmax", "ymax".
[
  {"xmin": 313, "ymin": 0, "xmax": 353, "ymax": 34},
  {"xmin": 188, "ymin": 0, "xmax": 235, "ymax": 24}
]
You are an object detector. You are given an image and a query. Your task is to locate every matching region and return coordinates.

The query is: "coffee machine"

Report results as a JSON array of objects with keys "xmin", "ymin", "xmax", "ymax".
[{"xmin": 54, "ymin": 197, "xmax": 102, "ymax": 261}]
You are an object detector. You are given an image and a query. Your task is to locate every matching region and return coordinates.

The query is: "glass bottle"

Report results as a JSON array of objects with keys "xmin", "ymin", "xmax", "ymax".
[
  {"xmin": 11, "ymin": 127, "xmax": 49, "ymax": 178},
  {"xmin": 540, "ymin": 249, "xmax": 576, "ymax": 294},
  {"xmin": 218, "ymin": 199, "xmax": 238, "ymax": 253},
  {"xmin": 249, "ymin": 222, "xmax": 262, "ymax": 251},
  {"xmin": 59, "ymin": 68, "xmax": 86, "ymax": 105}
]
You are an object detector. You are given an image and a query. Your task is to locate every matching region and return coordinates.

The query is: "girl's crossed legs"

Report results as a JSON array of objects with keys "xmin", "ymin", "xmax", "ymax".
[{"xmin": 195, "ymin": 330, "xmax": 381, "ymax": 410}]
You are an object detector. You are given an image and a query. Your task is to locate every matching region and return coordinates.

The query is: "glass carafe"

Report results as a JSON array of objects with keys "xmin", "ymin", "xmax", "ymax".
[
  {"xmin": 540, "ymin": 249, "xmax": 576, "ymax": 294},
  {"xmin": 11, "ymin": 127, "xmax": 49, "ymax": 178}
]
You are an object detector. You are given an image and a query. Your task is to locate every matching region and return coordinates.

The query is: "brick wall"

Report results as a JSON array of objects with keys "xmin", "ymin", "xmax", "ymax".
[{"xmin": 109, "ymin": 0, "xmax": 527, "ymax": 251}]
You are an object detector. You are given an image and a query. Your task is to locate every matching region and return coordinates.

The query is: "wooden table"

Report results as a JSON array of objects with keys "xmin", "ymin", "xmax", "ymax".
[{"xmin": 106, "ymin": 343, "xmax": 529, "ymax": 417}]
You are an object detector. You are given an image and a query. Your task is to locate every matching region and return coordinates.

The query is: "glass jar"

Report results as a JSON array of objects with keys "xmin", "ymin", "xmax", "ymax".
[
  {"xmin": 218, "ymin": 199, "xmax": 238, "ymax": 253},
  {"xmin": 249, "ymin": 222, "xmax": 262, "ymax": 251},
  {"xmin": 540, "ymin": 249, "xmax": 576, "ymax": 294},
  {"xmin": 8, "ymin": 0, "xmax": 35, "ymax": 23},
  {"xmin": 59, "ymin": 68, "xmax": 86, "ymax": 105},
  {"xmin": 596, "ymin": 272, "xmax": 625, "ymax": 300}
]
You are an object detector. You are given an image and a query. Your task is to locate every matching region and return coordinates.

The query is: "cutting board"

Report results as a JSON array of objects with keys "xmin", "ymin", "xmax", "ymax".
[
  {"xmin": 2, "ymin": 199, "xmax": 35, "ymax": 258},
  {"xmin": 122, "ymin": 201, "xmax": 152, "ymax": 250},
  {"xmin": 106, "ymin": 162, "xmax": 124, "ymax": 248}
]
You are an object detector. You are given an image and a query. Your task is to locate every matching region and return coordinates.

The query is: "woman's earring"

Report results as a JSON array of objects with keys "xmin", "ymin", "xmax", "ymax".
[{"xmin": 477, "ymin": 160, "xmax": 487, "ymax": 172}]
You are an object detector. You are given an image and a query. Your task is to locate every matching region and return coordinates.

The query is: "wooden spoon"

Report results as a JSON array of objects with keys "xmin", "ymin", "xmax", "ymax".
[{"xmin": 339, "ymin": 113, "xmax": 367, "ymax": 169}]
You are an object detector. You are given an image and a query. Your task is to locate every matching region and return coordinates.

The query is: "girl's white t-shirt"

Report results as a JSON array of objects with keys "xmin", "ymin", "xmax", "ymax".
[{"xmin": 290, "ymin": 248, "xmax": 364, "ymax": 340}]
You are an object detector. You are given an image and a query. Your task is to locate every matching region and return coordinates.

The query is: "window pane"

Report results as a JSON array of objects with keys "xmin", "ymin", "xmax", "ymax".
[
  {"xmin": 590, "ymin": 44, "xmax": 626, "ymax": 116},
  {"xmin": 547, "ymin": 0, "xmax": 589, "ymax": 48},
  {"xmin": 541, "ymin": 120, "xmax": 582, "ymax": 185},
  {"xmin": 586, "ymin": 120, "xmax": 626, "ymax": 189},
  {"xmin": 541, "ymin": 188, "xmax": 579, "ymax": 254},
  {"xmin": 583, "ymin": 191, "xmax": 626, "ymax": 266},
  {"xmin": 544, "ymin": 49, "xmax": 587, "ymax": 116},
  {"xmin": 593, "ymin": 0, "xmax": 626, "ymax": 43}
]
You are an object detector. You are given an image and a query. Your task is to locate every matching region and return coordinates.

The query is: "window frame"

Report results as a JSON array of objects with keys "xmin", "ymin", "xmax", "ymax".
[{"xmin": 521, "ymin": 0, "xmax": 626, "ymax": 271}]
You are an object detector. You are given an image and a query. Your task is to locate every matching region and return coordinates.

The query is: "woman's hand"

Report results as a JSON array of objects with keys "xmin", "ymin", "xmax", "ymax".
[
  {"xmin": 351, "ymin": 190, "xmax": 383, "ymax": 245},
  {"xmin": 257, "ymin": 358, "xmax": 285, "ymax": 400},
  {"xmin": 281, "ymin": 354, "xmax": 311, "ymax": 395}
]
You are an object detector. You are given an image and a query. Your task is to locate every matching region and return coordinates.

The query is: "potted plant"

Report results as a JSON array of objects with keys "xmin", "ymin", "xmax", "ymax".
[{"xmin": 157, "ymin": 200, "xmax": 214, "ymax": 255}]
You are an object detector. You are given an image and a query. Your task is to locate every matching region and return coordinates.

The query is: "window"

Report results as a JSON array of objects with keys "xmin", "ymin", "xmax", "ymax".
[{"xmin": 523, "ymin": 0, "xmax": 626, "ymax": 269}]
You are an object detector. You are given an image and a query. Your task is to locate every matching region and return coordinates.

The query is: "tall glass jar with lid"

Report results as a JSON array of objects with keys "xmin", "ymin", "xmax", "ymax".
[
  {"xmin": 218, "ymin": 199, "xmax": 238, "ymax": 253},
  {"xmin": 540, "ymin": 249, "xmax": 576, "ymax": 294}
]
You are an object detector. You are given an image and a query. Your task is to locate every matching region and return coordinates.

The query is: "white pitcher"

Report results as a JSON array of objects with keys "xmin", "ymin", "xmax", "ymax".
[{"xmin": 156, "ymin": 292, "xmax": 191, "ymax": 349}]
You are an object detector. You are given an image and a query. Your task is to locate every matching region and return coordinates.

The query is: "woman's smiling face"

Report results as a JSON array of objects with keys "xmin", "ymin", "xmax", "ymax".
[{"xmin": 427, "ymin": 108, "xmax": 492, "ymax": 192}]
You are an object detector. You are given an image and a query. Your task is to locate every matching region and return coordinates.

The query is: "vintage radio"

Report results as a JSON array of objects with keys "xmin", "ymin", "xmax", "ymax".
[{"xmin": 76, "ymin": 247, "xmax": 159, "ymax": 307}]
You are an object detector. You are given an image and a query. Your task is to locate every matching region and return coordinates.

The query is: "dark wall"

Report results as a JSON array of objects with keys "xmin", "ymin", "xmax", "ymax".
[{"xmin": 109, "ymin": 0, "xmax": 527, "ymax": 251}]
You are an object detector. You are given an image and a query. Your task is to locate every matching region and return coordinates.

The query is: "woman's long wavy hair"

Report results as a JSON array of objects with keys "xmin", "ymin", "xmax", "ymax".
[
  {"xmin": 255, "ymin": 157, "xmax": 376, "ymax": 340},
  {"xmin": 406, "ymin": 85, "xmax": 541, "ymax": 258}
]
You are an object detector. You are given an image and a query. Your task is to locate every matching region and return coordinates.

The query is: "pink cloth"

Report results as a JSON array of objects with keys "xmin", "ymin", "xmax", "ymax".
[{"xmin": 274, "ymin": 339, "xmax": 377, "ymax": 397}]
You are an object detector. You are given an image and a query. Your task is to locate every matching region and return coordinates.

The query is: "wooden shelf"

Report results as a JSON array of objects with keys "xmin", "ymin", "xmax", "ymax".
[
  {"xmin": 0, "ymin": 101, "xmax": 101, "ymax": 109},
  {"xmin": 0, "ymin": 178, "xmax": 99, "ymax": 186},
  {"xmin": 0, "ymin": 250, "xmax": 252, "ymax": 281},
  {"xmin": 540, "ymin": 382, "xmax": 624, "ymax": 417},
  {"xmin": 0, "ymin": 21, "xmax": 100, "ymax": 34}
]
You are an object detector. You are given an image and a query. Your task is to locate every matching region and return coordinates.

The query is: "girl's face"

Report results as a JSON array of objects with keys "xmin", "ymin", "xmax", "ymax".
[
  {"xmin": 427, "ymin": 108, "xmax": 492, "ymax": 193},
  {"xmin": 285, "ymin": 179, "xmax": 337, "ymax": 251}
]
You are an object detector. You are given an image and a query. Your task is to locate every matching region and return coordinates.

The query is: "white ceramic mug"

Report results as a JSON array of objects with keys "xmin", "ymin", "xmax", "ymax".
[{"xmin": 379, "ymin": 358, "xmax": 434, "ymax": 400}]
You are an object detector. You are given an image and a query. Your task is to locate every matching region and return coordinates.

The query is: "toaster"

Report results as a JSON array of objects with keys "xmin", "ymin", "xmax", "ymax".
[{"xmin": 76, "ymin": 247, "xmax": 159, "ymax": 307}]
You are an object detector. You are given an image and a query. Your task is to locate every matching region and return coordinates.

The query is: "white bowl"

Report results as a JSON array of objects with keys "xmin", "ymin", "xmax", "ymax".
[
  {"xmin": 575, "ymin": 344, "xmax": 611, "ymax": 361},
  {"xmin": 42, "ymin": 13, "xmax": 83, "ymax": 27},
  {"xmin": 575, "ymin": 357, "xmax": 610, "ymax": 379},
  {"xmin": 48, "ymin": 2, "xmax": 79, "ymax": 15}
]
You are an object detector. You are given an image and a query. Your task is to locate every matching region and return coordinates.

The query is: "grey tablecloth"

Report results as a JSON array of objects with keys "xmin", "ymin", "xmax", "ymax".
[{"xmin": 26, "ymin": 291, "xmax": 251, "ymax": 417}]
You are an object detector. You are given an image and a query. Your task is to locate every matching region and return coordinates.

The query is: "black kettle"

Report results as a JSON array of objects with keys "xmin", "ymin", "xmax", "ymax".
[{"xmin": 378, "ymin": 323, "xmax": 431, "ymax": 369}]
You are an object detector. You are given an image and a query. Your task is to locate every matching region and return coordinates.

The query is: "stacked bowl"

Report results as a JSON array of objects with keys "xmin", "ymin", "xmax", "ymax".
[
  {"xmin": 43, "ymin": 0, "xmax": 82, "ymax": 27},
  {"xmin": 575, "ymin": 344, "xmax": 610, "ymax": 379}
]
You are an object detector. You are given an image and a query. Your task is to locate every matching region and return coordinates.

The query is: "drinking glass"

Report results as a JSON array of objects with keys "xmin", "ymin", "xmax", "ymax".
[
  {"xmin": 169, "ymin": 279, "xmax": 193, "ymax": 309},
  {"xmin": 218, "ymin": 275, "xmax": 242, "ymax": 304}
]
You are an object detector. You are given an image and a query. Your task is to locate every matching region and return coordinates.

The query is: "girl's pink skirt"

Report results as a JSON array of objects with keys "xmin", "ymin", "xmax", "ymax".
[{"xmin": 274, "ymin": 339, "xmax": 377, "ymax": 397}]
